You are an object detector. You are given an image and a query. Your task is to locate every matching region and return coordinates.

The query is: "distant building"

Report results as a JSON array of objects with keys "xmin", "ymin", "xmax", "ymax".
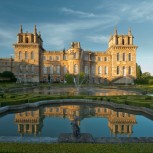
[{"xmin": 0, "ymin": 25, "xmax": 137, "ymax": 84}]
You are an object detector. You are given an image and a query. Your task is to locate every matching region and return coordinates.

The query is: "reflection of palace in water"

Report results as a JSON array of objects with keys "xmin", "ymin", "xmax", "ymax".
[{"xmin": 15, "ymin": 105, "xmax": 136, "ymax": 136}]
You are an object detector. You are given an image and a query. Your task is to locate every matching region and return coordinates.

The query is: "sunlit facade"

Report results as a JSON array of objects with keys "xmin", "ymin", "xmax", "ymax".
[{"xmin": 0, "ymin": 25, "xmax": 137, "ymax": 84}]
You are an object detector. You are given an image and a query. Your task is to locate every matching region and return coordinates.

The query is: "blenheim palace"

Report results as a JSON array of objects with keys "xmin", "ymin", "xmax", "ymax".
[{"xmin": 0, "ymin": 25, "xmax": 137, "ymax": 84}]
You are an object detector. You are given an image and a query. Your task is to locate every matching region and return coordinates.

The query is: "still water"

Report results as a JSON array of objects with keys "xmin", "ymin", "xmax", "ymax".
[
  {"xmin": 0, "ymin": 103, "xmax": 152, "ymax": 138},
  {"xmin": 19, "ymin": 87, "xmax": 139, "ymax": 96}
]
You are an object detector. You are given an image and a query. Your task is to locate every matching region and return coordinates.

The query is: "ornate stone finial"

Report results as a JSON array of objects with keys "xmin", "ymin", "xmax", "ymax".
[
  {"xmin": 114, "ymin": 26, "xmax": 117, "ymax": 35},
  {"xmin": 128, "ymin": 27, "xmax": 132, "ymax": 35},
  {"xmin": 34, "ymin": 25, "xmax": 37, "ymax": 34},
  {"xmin": 109, "ymin": 33, "xmax": 113, "ymax": 41},
  {"xmin": 38, "ymin": 31, "xmax": 41, "ymax": 36},
  {"xmin": 20, "ymin": 25, "xmax": 23, "ymax": 33}
]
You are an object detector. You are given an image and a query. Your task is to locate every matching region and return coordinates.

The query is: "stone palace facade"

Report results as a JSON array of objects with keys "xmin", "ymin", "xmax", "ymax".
[{"xmin": 0, "ymin": 25, "xmax": 137, "ymax": 84}]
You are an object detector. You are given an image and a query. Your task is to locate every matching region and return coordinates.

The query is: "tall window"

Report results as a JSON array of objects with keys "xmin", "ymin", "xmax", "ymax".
[
  {"xmin": 117, "ymin": 53, "xmax": 120, "ymax": 61},
  {"xmin": 50, "ymin": 56, "xmax": 53, "ymax": 60},
  {"xmin": 74, "ymin": 64, "xmax": 78, "ymax": 74},
  {"xmin": 19, "ymin": 51, "xmax": 22, "ymax": 60},
  {"xmin": 117, "ymin": 66, "xmax": 119, "ymax": 75},
  {"xmin": 123, "ymin": 53, "xmax": 126, "ymax": 61},
  {"xmin": 84, "ymin": 54, "xmax": 88, "ymax": 61},
  {"xmin": 73, "ymin": 53, "xmax": 77, "ymax": 59},
  {"xmin": 25, "ymin": 51, "xmax": 28, "ymax": 60},
  {"xmin": 19, "ymin": 65, "xmax": 22, "ymax": 73},
  {"xmin": 26, "ymin": 37, "xmax": 28, "ymax": 43},
  {"xmin": 91, "ymin": 65, "xmax": 95, "ymax": 74},
  {"xmin": 98, "ymin": 57, "xmax": 101, "ymax": 61},
  {"xmin": 56, "ymin": 56, "xmax": 59, "ymax": 61},
  {"xmin": 123, "ymin": 66, "xmax": 126, "ymax": 76},
  {"xmin": 63, "ymin": 55, "xmax": 67, "ymax": 60},
  {"xmin": 64, "ymin": 65, "xmax": 67, "ymax": 74},
  {"xmin": 128, "ymin": 66, "xmax": 132, "ymax": 75},
  {"xmin": 43, "ymin": 66, "xmax": 47, "ymax": 74},
  {"xmin": 31, "ymin": 65, "xmax": 35, "ymax": 74},
  {"xmin": 25, "ymin": 65, "xmax": 29, "ymax": 73},
  {"xmin": 128, "ymin": 53, "xmax": 132, "ymax": 61},
  {"xmin": 31, "ymin": 51, "xmax": 34, "ymax": 60},
  {"xmin": 104, "ymin": 57, "xmax": 108, "ymax": 61},
  {"xmin": 98, "ymin": 66, "xmax": 102, "ymax": 74},
  {"xmin": 56, "ymin": 65, "xmax": 60, "ymax": 74},
  {"xmin": 85, "ymin": 65, "xmax": 88, "ymax": 74},
  {"xmin": 43, "ymin": 56, "xmax": 46, "ymax": 60},
  {"xmin": 50, "ymin": 65, "xmax": 53, "ymax": 74},
  {"xmin": 104, "ymin": 66, "xmax": 108, "ymax": 74}
]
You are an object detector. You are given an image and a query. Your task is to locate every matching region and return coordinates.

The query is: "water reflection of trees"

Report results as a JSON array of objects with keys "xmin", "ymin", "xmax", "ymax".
[{"xmin": 15, "ymin": 104, "xmax": 136, "ymax": 136}]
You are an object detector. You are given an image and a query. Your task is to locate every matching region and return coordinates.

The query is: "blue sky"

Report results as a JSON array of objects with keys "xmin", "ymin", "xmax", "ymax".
[{"xmin": 0, "ymin": 0, "xmax": 153, "ymax": 75}]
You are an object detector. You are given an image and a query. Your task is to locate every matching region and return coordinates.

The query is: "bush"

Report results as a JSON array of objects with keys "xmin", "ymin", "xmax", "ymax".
[
  {"xmin": 148, "ymin": 79, "xmax": 153, "ymax": 84},
  {"xmin": 145, "ymin": 96, "xmax": 152, "ymax": 100},
  {"xmin": 10, "ymin": 95, "xmax": 16, "ymax": 98}
]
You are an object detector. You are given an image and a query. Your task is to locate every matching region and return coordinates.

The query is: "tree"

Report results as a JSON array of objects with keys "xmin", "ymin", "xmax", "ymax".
[
  {"xmin": 136, "ymin": 63, "xmax": 142, "ymax": 79},
  {"xmin": 65, "ymin": 73, "xmax": 74, "ymax": 84},
  {"xmin": 1, "ymin": 71, "xmax": 15, "ymax": 78},
  {"xmin": 0, "ymin": 71, "xmax": 16, "ymax": 82},
  {"xmin": 141, "ymin": 72, "xmax": 151, "ymax": 78}
]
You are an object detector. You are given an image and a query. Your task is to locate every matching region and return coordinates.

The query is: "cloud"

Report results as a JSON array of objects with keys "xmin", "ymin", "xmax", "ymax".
[
  {"xmin": 87, "ymin": 35, "xmax": 109, "ymax": 44},
  {"xmin": 128, "ymin": 2, "xmax": 153, "ymax": 21},
  {"xmin": 39, "ymin": 14, "xmax": 119, "ymax": 50},
  {"xmin": 61, "ymin": 7, "xmax": 95, "ymax": 18}
]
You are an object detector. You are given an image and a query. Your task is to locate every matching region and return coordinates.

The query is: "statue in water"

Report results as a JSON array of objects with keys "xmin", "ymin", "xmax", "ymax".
[{"xmin": 71, "ymin": 116, "xmax": 80, "ymax": 137}]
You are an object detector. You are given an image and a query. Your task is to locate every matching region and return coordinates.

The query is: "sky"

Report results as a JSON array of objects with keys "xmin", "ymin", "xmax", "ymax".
[{"xmin": 0, "ymin": 0, "xmax": 153, "ymax": 75}]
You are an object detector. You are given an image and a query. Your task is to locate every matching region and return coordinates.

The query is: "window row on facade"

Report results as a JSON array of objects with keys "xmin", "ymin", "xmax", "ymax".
[
  {"xmin": 43, "ymin": 65, "xmax": 109, "ymax": 75},
  {"xmin": 116, "ymin": 66, "xmax": 132, "ymax": 75},
  {"xmin": 116, "ymin": 52, "xmax": 132, "ymax": 61},
  {"xmin": 19, "ymin": 51, "xmax": 34, "ymax": 60},
  {"xmin": 43, "ymin": 55, "xmax": 110, "ymax": 62},
  {"xmin": 18, "ymin": 65, "xmax": 35, "ymax": 74}
]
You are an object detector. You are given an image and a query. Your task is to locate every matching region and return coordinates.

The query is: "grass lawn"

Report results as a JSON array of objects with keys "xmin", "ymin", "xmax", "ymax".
[{"xmin": 0, "ymin": 143, "xmax": 153, "ymax": 153}]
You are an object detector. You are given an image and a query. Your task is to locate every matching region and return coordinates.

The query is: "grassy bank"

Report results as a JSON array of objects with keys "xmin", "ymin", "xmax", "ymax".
[{"xmin": 0, "ymin": 143, "xmax": 153, "ymax": 153}]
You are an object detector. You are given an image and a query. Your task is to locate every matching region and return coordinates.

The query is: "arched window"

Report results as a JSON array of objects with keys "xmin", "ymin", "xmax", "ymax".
[
  {"xmin": 117, "ymin": 53, "xmax": 120, "ymax": 61},
  {"xmin": 26, "ymin": 37, "xmax": 28, "ymax": 43},
  {"xmin": 50, "ymin": 56, "xmax": 53, "ymax": 60},
  {"xmin": 19, "ymin": 51, "xmax": 22, "ymax": 60},
  {"xmin": 123, "ymin": 53, "xmax": 126, "ymax": 61},
  {"xmin": 128, "ymin": 66, "xmax": 132, "ymax": 75},
  {"xmin": 25, "ymin": 51, "xmax": 28, "ymax": 60},
  {"xmin": 98, "ymin": 66, "xmax": 102, "ymax": 74},
  {"xmin": 56, "ymin": 56, "xmax": 60, "ymax": 61},
  {"xmin": 63, "ymin": 55, "xmax": 67, "ymax": 60},
  {"xmin": 104, "ymin": 57, "xmax": 108, "ymax": 61},
  {"xmin": 98, "ymin": 57, "xmax": 101, "ymax": 61},
  {"xmin": 50, "ymin": 65, "xmax": 53, "ymax": 74},
  {"xmin": 64, "ymin": 65, "xmax": 67, "ymax": 74},
  {"xmin": 31, "ymin": 51, "xmax": 34, "ymax": 60},
  {"xmin": 104, "ymin": 66, "xmax": 108, "ymax": 75},
  {"xmin": 117, "ymin": 66, "xmax": 119, "ymax": 75},
  {"xmin": 43, "ymin": 66, "xmax": 47, "ymax": 74},
  {"xmin": 25, "ymin": 65, "xmax": 29, "ymax": 73},
  {"xmin": 32, "ymin": 65, "xmax": 35, "ymax": 74},
  {"xmin": 73, "ymin": 53, "xmax": 77, "ymax": 59},
  {"xmin": 123, "ymin": 66, "xmax": 126, "ymax": 76},
  {"xmin": 91, "ymin": 65, "xmax": 95, "ymax": 74},
  {"xmin": 56, "ymin": 65, "xmax": 60, "ymax": 74},
  {"xmin": 19, "ymin": 65, "xmax": 22, "ymax": 73},
  {"xmin": 74, "ymin": 64, "xmax": 78, "ymax": 74},
  {"xmin": 128, "ymin": 53, "xmax": 132, "ymax": 61},
  {"xmin": 85, "ymin": 65, "xmax": 88, "ymax": 74}
]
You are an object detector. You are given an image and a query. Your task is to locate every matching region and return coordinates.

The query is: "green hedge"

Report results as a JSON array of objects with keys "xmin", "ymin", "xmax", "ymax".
[{"xmin": 0, "ymin": 143, "xmax": 153, "ymax": 153}]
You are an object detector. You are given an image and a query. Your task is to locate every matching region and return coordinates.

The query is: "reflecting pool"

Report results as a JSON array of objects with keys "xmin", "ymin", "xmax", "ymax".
[
  {"xmin": 18, "ymin": 87, "xmax": 139, "ymax": 96},
  {"xmin": 0, "ymin": 103, "xmax": 153, "ymax": 138}
]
